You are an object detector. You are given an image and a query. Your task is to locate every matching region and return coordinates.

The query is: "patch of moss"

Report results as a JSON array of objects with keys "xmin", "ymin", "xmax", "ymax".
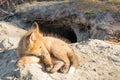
[{"xmin": 84, "ymin": 10, "xmax": 94, "ymax": 14}]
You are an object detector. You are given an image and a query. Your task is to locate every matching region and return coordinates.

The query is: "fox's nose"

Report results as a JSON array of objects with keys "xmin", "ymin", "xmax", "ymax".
[{"xmin": 44, "ymin": 52, "xmax": 49, "ymax": 55}]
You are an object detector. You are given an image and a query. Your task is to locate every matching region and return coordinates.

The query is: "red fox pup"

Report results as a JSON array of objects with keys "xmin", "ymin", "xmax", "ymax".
[{"xmin": 17, "ymin": 22, "xmax": 79, "ymax": 73}]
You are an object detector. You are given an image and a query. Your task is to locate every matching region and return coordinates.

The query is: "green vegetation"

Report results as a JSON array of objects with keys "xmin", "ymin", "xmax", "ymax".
[{"xmin": 84, "ymin": 10, "xmax": 94, "ymax": 14}]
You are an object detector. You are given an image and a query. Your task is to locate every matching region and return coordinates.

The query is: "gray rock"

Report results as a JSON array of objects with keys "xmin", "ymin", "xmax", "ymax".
[{"xmin": 0, "ymin": 21, "xmax": 120, "ymax": 80}]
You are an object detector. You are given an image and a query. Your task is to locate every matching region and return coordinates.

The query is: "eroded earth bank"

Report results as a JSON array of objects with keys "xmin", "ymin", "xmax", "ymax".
[{"xmin": 0, "ymin": 1, "xmax": 120, "ymax": 80}]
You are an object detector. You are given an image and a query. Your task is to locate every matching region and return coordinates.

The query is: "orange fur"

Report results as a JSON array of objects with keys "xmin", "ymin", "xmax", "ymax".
[
  {"xmin": 17, "ymin": 22, "xmax": 79, "ymax": 73},
  {"xmin": 16, "ymin": 56, "xmax": 40, "ymax": 68}
]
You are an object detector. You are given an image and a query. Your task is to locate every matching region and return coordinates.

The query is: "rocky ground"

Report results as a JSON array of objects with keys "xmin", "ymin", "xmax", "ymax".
[
  {"xmin": 0, "ymin": 1, "xmax": 120, "ymax": 80},
  {"xmin": 0, "ymin": 21, "xmax": 120, "ymax": 80}
]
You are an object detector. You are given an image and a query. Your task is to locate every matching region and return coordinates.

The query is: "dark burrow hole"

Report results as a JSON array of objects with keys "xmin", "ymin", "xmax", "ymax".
[{"xmin": 36, "ymin": 22, "xmax": 77, "ymax": 43}]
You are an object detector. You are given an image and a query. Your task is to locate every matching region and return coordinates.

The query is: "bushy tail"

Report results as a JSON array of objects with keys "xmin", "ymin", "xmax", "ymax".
[{"xmin": 68, "ymin": 51, "xmax": 79, "ymax": 73}]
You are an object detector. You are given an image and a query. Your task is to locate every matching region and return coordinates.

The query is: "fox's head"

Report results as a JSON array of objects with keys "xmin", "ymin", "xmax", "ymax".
[{"xmin": 22, "ymin": 22, "xmax": 48, "ymax": 56}]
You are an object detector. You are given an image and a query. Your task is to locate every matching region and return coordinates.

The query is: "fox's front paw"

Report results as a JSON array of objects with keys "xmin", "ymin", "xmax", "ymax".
[
  {"xmin": 59, "ymin": 65, "xmax": 69, "ymax": 73},
  {"xmin": 16, "ymin": 60, "xmax": 24, "ymax": 68},
  {"xmin": 45, "ymin": 64, "xmax": 53, "ymax": 72}
]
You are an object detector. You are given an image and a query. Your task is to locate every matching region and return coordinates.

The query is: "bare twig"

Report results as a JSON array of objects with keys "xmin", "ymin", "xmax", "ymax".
[
  {"xmin": 0, "ymin": 7, "xmax": 14, "ymax": 20},
  {"xmin": 0, "ymin": 0, "xmax": 8, "ymax": 6},
  {"xmin": 0, "ymin": 8, "xmax": 14, "ymax": 15}
]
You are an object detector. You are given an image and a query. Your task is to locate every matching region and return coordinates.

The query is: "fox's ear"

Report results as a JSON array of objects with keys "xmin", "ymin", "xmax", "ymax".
[
  {"xmin": 30, "ymin": 22, "xmax": 39, "ymax": 32},
  {"xmin": 26, "ymin": 32, "xmax": 35, "ymax": 41}
]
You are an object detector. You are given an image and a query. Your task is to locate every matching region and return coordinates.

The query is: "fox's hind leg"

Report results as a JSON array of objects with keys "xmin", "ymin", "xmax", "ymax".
[
  {"xmin": 53, "ymin": 54, "xmax": 70, "ymax": 73},
  {"xmin": 59, "ymin": 56, "xmax": 70, "ymax": 73},
  {"xmin": 50, "ymin": 58, "xmax": 64, "ymax": 73}
]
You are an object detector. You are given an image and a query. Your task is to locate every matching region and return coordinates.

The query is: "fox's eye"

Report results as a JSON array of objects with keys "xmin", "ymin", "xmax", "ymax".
[{"xmin": 39, "ymin": 46, "xmax": 41, "ymax": 49}]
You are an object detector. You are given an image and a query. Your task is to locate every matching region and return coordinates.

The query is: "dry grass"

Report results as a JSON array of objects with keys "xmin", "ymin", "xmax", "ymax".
[
  {"xmin": 75, "ymin": 0, "xmax": 120, "ymax": 3},
  {"xmin": 74, "ymin": 0, "xmax": 120, "ymax": 13},
  {"xmin": 108, "ymin": 0, "xmax": 120, "ymax": 3}
]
